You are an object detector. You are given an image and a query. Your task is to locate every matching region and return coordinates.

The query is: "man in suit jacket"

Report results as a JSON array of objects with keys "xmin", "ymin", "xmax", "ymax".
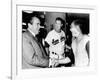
[{"xmin": 22, "ymin": 16, "xmax": 49, "ymax": 69}]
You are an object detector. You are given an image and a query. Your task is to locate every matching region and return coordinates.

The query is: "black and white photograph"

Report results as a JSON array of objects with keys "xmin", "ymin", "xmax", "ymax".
[
  {"xmin": 11, "ymin": 2, "xmax": 97, "ymax": 80},
  {"xmin": 22, "ymin": 11, "xmax": 89, "ymax": 69}
]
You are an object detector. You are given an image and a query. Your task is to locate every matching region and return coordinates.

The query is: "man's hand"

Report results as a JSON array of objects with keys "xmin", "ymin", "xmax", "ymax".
[
  {"xmin": 50, "ymin": 58, "xmax": 59, "ymax": 67},
  {"xmin": 54, "ymin": 61, "xmax": 59, "ymax": 67},
  {"xmin": 53, "ymin": 59, "xmax": 59, "ymax": 67}
]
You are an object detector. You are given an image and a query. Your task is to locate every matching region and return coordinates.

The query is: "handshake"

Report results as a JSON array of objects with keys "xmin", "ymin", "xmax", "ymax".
[{"xmin": 49, "ymin": 58, "xmax": 59, "ymax": 68}]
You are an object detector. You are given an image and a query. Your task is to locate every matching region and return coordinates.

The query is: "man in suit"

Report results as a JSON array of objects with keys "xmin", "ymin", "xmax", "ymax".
[{"xmin": 22, "ymin": 16, "xmax": 49, "ymax": 69}]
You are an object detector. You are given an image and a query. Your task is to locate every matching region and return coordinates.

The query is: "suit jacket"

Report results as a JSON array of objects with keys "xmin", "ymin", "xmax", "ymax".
[{"xmin": 22, "ymin": 30, "xmax": 49, "ymax": 69}]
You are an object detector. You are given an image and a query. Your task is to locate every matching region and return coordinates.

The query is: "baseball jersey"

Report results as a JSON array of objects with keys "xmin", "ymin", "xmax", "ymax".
[{"xmin": 45, "ymin": 30, "xmax": 66, "ymax": 59}]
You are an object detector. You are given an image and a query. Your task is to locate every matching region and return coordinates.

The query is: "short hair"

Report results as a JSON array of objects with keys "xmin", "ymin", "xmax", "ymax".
[
  {"xmin": 55, "ymin": 17, "xmax": 64, "ymax": 24},
  {"xmin": 28, "ymin": 15, "xmax": 40, "ymax": 24},
  {"xmin": 72, "ymin": 19, "xmax": 89, "ymax": 34}
]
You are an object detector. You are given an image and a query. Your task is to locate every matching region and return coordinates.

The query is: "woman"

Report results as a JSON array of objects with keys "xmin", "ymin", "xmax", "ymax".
[{"xmin": 70, "ymin": 19, "xmax": 89, "ymax": 67}]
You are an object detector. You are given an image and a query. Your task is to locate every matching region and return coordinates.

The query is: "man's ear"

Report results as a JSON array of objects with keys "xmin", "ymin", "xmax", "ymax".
[{"xmin": 28, "ymin": 23, "xmax": 31, "ymax": 28}]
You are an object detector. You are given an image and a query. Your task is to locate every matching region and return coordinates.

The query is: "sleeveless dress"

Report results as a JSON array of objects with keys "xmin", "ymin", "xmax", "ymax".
[{"xmin": 72, "ymin": 35, "xmax": 89, "ymax": 67}]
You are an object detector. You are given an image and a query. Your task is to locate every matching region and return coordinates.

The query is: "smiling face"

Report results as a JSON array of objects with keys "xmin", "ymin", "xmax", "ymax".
[
  {"xmin": 54, "ymin": 20, "xmax": 62, "ymax": 33},
  {"xmin": 70, "ymin": 22, "xmax": 81, "ymax": 37}
]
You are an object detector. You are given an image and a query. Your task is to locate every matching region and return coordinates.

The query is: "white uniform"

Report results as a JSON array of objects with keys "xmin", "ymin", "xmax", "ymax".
[
  {"xmin": 45, "ymin": 30, "xmax": 66, "ymax": 67},
  {"xmin": 72, "ymin": 35, "xmax": 89, "ymax": 67}
]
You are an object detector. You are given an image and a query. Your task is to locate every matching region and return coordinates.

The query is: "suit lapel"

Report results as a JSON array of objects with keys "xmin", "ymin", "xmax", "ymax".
[
  {"xmin": 34, "ymin": 36, "xmax": 48, "ymax": 58},
  {"xmin": 26, "ymin": 30, "xmax": 47, "ymax": 58}
]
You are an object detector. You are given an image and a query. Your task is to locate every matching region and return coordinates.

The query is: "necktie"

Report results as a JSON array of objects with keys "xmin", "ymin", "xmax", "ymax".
[{"xmin": 34, "ymin": 36, "xmax": 48, "ymax": 59}]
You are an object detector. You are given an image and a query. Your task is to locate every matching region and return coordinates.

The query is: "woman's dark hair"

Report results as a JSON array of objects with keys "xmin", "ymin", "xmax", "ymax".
[{"xmin": 72, "ymin": 19, "xmax": 89, "ymax": 34}]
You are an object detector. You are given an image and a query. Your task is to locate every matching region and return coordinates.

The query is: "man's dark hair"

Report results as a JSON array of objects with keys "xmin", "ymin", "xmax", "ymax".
[
  {"xmin": 28, "ymin": 14, "xmax": 40, "ymax": 24},
  {"xmin": 55, "ymin": 17, "xmax": 64, "ymax": 24},
  {"xmin": 72, "ymin": 19, "xmax": 89, "ymax": 34}
]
